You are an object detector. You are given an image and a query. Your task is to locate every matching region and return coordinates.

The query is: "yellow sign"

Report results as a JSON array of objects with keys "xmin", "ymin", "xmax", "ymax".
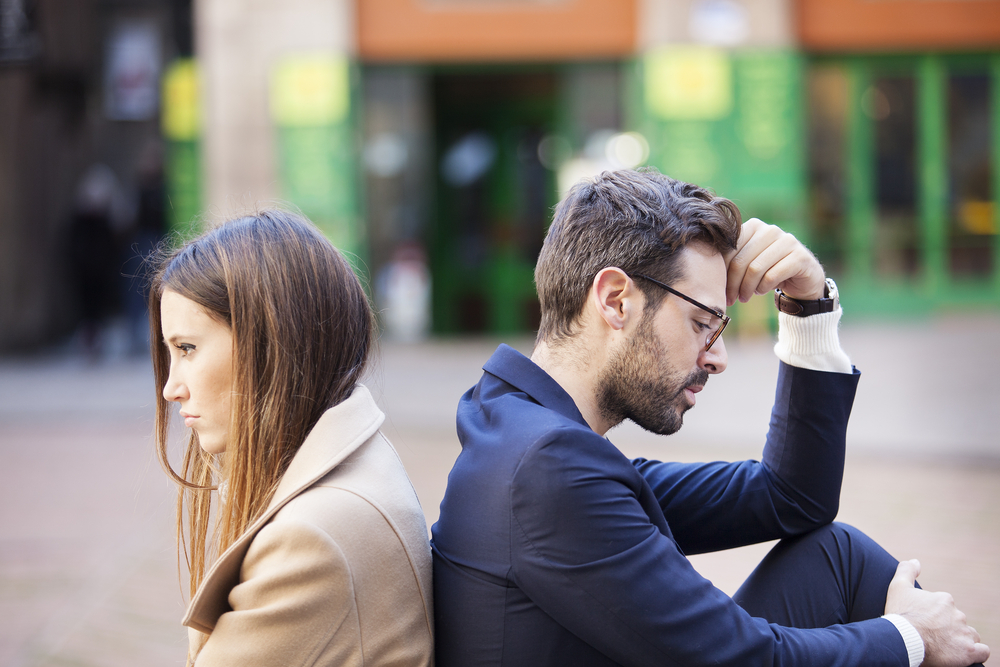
[
  {"xmin": 960, "ymin": 200, "xmax": 997, "ymax": 235},
  {"xmin": 644, "ymin": 47, "xmax": 732, "ymax": 120},
  {"xmin": 162, "ymin": 59, "xmax": 199, "ymax": 140},
  {"xmin": 270, "ymin": 54, "xmax": 350, "ymax": 127}
]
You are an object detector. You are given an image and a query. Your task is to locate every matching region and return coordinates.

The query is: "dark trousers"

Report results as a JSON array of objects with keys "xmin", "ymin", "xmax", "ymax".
[{"xmin": 733, "ymin": 522, "xmax": 984, "ymax": 667}]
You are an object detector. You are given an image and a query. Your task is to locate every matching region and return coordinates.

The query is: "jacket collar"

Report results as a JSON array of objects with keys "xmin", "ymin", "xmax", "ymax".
[
  {"xmin": 182, "ymin": 384, "xmax": 384, "ymax": 633},
  {"xmin": 482, "ymin": 344, "xmax": 590, "ymax": 430}
]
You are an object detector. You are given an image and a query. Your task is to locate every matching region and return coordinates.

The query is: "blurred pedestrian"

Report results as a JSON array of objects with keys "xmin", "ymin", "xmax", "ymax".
[
  {"xmin": 149, "ymin": 210, "xmax": 434, "ymax": 666},
  {"xmin": 66, "ymin": 164, "xmax": 122, "ymax": 357},
  {"xmin": 121, "ymin": 139, "xmax": 167, "ymax": 354},
  {"xmin": 377, "ymin": 241, "xmax": 432, "ymax": 342}
]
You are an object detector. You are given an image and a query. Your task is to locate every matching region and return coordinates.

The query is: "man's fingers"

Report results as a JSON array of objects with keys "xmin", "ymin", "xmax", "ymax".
[
  {"xmin": 745, "ymin": 243, "xmax": 808, "ymax": 300},
  {"xmin": 725, "ymin": 218, "xmax": 826, "ymax": 305},
  {"xmin": 726, "ymin": 224, "xmax": 786, "ymax": 304},
  {"xmin": 728, "ymin": 236, "xmax": 816, "ymax": 304},
  {"xmin": 972, "ymin": 641, "xmax": 990, "ymax": 664},
  {"xmin": 723, "ymin": 217, "xmax": 765, "ymax": 264},
  {"xmin": 884, "ymin": 559, "xmax": 990, "ymax": 666},
  {"xmin": 892, "ymin": 559, "xmax": 921, "ymax": 589}
]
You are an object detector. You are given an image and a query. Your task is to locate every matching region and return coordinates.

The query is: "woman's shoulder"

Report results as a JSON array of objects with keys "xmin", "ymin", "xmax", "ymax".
[
  {"xmin": 300, "ymin": 424, "xmax": 420, "ymax": 506},
  {"xmin": 273, "ymin": 430, "xmax": 429, "ymax": 558}
]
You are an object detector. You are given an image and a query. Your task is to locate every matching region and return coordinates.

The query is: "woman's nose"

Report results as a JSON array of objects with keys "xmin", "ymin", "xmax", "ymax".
[{"xmin": 162, "ymin": 366, "xmax": 188, "ymax": 403}]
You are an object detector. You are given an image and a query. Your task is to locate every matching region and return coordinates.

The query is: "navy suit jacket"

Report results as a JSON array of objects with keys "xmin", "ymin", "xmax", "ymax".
[{"xmin": 431, "ymin": 345, "xmax": 909, "ymax": 666}]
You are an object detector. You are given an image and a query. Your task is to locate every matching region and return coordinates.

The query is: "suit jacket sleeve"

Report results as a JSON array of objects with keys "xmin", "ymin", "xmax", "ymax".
[
  {"xmin": 507, "ymin": 363, "xmax": 906, "ymax": 667},
  {"xmin": 193, "ymin": 518, "xmax": 360, "ymax": 667},
  {"xmin": 635, "ymin": 362, "xmax": 862, "ymax": 554}
]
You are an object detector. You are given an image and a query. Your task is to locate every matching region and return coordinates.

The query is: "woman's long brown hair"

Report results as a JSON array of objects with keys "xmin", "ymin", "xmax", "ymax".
[{"xmin": 148, "ymin": 210, "xmax": 374, "ymax": 600}]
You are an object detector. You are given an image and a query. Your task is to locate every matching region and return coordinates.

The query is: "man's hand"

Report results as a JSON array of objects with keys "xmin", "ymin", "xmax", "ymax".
[
  {"xmin": 723, "ymin": 218, "xmax": 827, "ymax": 307},
  {"xmin": 886, "ymin": 559, "xmax": 990, "ymax": 666}
]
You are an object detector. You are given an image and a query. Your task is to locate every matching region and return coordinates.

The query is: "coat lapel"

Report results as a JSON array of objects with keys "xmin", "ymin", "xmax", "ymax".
[{"xmin": 182, "ymin": 384, "xmax": 384, "ymax": 633}]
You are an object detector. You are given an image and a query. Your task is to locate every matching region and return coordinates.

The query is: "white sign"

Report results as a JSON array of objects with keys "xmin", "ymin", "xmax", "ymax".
[{"xmin": 104, "ymin": 19, "xmax": 161, "ymax": 121}]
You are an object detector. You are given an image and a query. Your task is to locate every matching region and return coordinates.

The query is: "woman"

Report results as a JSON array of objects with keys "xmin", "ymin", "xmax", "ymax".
[{"xmin": 149, "ymin": 210, "xmax": 434, "ymax": 666}]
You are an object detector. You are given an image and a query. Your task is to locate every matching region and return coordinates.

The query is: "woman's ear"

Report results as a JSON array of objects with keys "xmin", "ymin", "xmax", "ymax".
[{"xmin": 590, "ymin": 268, "xmax": 639, "ymax": 332}]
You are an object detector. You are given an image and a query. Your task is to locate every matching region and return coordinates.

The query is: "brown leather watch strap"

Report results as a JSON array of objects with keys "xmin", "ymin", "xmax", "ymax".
[{"xmin": 774, "ymin": 279, "xmax": 838, "ymax": 317}]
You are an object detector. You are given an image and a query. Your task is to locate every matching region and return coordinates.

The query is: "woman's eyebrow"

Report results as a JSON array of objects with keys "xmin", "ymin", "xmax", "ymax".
[{"xmin": 163, "ymin": 333, "xmax": 196, "ymax": 345}]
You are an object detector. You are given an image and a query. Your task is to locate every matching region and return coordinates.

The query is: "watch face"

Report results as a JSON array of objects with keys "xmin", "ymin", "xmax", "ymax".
[{"xmin": 824, "ymin": 279, "xmax": 839, "ymax": 310}]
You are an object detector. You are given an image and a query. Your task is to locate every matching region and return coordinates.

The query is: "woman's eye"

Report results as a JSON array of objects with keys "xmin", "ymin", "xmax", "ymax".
[{"xmin": 177, "ymin": 343, "xmax": 195, "ymax": 355}]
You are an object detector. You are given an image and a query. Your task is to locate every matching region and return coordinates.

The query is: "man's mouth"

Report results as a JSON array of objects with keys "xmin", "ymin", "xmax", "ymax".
[{"xmin": 683, "ymin": 386, "xmax": 701, "ymax": 406}]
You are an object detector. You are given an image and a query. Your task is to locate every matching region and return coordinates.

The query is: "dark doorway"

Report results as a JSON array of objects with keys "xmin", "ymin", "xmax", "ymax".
[{"xmin": 430, "ymin": 70, "xmax": 559, "ymax": 334}]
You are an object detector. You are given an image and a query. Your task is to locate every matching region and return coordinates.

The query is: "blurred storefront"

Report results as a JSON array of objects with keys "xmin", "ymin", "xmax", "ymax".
[
  {"xmin": 1, "ymin": 0, "xmax": 997, "ymax": 349},
  {"xmin": 0, "ymin": 0, "xmax": 192, "ymax": 351},
  {"xmin": 796, "ymin": 0, "xmax": 1000, "ymax": 316},
  {"xmin": 326, "ymin": 0, "xmax": 1000, "ymax": 331}
]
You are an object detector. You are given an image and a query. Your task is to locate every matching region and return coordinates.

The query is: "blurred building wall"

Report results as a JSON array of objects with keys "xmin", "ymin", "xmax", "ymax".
[
  {"xmin": 797, "ymin": 0, "xmax": 1000, "ymax": 51},
  {"xmin": 356, "ymin": 0, "xmax": 636, "ymax": 61},
  {"xmin": 0, "ymin": 0, "xmax": 185, "ymax": 351},
  {"xmin": 1, "ymin": 1, "xmax": 92, "ymax": 349},
  {"xmin": 194, "ymin": 0, "xmax": 354, "ymax": 217},
  {"xmin": 639, "ymin": 0, "xmax": 793, "ymax": 48}
]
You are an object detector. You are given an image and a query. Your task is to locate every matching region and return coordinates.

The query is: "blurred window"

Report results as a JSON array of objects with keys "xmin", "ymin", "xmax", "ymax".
[
  {"xmin": 948, "ymin": 72, "xmax": 994, "ymax": 278},
  {"xmin": 806, "ymin": 64, "xmax": 848, "ymax": 276},
  {"xmin": 871, "ymin": 75, "xmax": 919, "ymax": 279}
]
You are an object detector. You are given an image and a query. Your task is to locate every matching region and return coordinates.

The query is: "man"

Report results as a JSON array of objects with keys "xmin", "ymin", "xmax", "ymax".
[{"xmin": 431, "ymin": 170, "xmax": 989, "ymax": 667}]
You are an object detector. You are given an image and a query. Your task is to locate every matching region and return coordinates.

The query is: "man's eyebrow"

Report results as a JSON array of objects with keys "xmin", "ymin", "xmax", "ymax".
[{"xmin": 688, "ymin": 301, "xmax": 725, "ymax": 318}]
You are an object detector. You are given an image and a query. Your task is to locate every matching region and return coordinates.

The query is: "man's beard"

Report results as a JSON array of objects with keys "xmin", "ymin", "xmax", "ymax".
[{"xmin": 596, "ymin": 314, "xmax": 709, "ymax": 436}]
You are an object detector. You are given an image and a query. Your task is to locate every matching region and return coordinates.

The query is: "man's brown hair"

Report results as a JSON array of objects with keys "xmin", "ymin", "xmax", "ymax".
[{"xmin": 534, "ymin": 169, "xmax": 742, "ymax": 344}]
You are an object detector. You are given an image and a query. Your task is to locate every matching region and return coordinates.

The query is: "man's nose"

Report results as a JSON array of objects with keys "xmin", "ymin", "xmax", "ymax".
[{"xmin": 699, "ymin": 336, "xmax": 728, "ymax": 374}]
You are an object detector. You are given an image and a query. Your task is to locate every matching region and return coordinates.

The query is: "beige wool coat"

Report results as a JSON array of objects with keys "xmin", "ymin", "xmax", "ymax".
[{"xmin": 183, "ymin": 385, "xmax": 434, "ymax": 666}]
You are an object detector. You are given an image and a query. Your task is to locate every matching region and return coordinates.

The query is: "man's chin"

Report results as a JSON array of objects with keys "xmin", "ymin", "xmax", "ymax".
[{"xmin": 631, "ymin": 408, "xmax": 685, "ymax": 436}]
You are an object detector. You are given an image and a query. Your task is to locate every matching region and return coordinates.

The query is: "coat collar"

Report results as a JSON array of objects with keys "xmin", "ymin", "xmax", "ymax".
[
  {"xmin": 482, "ymin": 344, "xmax": 590, "ymax": 430},
  {"xmin": 182, "ymin": 384, "xmax": 384, "ymax": 633}
]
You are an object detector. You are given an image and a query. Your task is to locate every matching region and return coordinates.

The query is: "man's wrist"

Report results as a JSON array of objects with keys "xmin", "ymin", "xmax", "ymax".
[
  {"xmin": 883, "ymin": 613, "xmax": 925, "ymax": 667},
  {"xmin": 773, "ymin": 307, "xmax": 853, "ymax": 374},
  {"xmin": 774, "ymin": 278, "xmax": 839, "ymax": 317}
]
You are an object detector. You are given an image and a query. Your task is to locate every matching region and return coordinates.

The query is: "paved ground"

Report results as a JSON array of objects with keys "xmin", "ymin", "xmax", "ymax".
[{"xmin": 1, "ymin": 312, "xmax": 998, "ymax": 666}]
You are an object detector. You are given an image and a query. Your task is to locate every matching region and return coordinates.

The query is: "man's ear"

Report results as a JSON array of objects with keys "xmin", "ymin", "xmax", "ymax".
[{"xmin": 590, "ymin": 268, "xmax": 639, "ymax": 332}]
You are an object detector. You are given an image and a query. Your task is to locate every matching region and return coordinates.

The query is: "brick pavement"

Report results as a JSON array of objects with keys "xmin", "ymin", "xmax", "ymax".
[{"xmin": 1, "ymin": 313, "xmax": 997, "ymax": 665}]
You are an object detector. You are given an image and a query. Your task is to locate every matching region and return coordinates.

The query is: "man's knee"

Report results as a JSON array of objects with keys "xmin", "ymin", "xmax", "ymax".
[
  {"xmin": 769, "ymin": 521, "xmax": 891, "ymax": 582},
  {"xmin": 790, "ymin": 521, "xmax": 873, "ymax": 552}
]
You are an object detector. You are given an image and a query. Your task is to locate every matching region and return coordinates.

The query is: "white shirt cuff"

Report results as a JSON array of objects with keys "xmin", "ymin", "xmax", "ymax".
[
  {"xmin": 773, "ymin": 307, "xmax": 853, "ymax": 374},
  {"xmin": 883, "ymin": 613, "xmax": 925, "ymax": 667}
]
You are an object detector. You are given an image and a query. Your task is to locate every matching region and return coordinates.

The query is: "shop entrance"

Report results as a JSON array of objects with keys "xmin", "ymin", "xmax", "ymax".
[
  {"xmin": 361, "ymin": 63, "xmax": 625, "ymax": 337},
  {"xmin": 806, "ymin": 54, "xmax": 999, "ymax": 313},
  {"xmin": 429, "ymin": 70, "xmax": 559, "ymax": 334}
]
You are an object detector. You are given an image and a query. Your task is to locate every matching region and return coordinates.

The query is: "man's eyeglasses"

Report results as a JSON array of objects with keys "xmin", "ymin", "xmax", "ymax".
[{"xmin": 632, "ymin": 274, "xmax": 730, "ymax": 351}]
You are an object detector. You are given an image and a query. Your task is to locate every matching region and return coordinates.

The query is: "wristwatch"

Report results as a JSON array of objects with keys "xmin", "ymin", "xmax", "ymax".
[{"xmin": 774, "ymin": 278, "xmax": 839, "ymax": 317}]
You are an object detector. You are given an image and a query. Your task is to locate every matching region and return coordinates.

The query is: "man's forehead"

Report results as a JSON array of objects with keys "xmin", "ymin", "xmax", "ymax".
[
  {"xmin": 672, "ymin": 244, "xmax": 728, "ymax": 308},
  {"xmin": 675, "ymin": 242, "xmax": 726, "ymax": 274}
]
